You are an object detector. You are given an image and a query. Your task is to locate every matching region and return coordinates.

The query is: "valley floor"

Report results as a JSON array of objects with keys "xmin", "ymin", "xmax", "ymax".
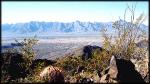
[{"xmin": 2, "ymin": 36, "xmax": 103, "ymax": 60}]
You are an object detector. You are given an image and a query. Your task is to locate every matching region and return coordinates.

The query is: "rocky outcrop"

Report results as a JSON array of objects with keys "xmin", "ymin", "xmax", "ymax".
[
  {"xmin": 130, "ymin": 51, "xmax": 149, "ymax": 82},
  {"xmin": 39, "ymin": 66, "xmax": 64, "ymax": 83},
  {"xmin": 82, "ymin": 45, "xmax": 104, "ymax": 60},
  {"xmin": 99, "ymin": 56, "xmax": 145, "ymax": 83},
  {"xmin": 131, "ymin": 40, "xmax": 148, "ymax": 82}
]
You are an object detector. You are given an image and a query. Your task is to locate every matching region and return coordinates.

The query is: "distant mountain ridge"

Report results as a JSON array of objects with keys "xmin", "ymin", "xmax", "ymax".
[{"xmin": 2, "ymin": 20, "xmax": 148, "ymax": 36}]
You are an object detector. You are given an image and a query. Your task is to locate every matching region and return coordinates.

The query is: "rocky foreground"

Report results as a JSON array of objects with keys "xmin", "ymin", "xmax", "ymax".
[{"xmin": 1, "ymin": 40, "xmax": 149, "ymax": 83}]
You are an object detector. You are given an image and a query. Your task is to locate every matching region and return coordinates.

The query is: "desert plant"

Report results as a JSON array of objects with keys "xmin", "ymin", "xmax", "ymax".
[
  {"xmin": 1, "ymin": 36, "xmax": 39, "ymax": 83},
  {"xmin": 15, "ymin": 36, "xmax": 39, "ymax": 73},
  {"xmin": 86, "ymin": 49, "xmax": 111, "ymax": 72},
  {"xmin": 101, "ymin": 3, "xmax": 148, "ymax": 60}
]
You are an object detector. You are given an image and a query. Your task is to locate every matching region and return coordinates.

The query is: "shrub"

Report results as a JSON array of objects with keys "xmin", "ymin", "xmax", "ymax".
[
  {"xmin": 100, "ymin": 3, "xmax": 148, "ymax": 60},
  {"xmin": 54, "ymin": 48, "xmax": 111, "ymax": 82},
  {"xmin": 1, "ymin": 36, "xmax": 39, "ymax": 83},
  {"xmin": 91, "ymin": 49, "xmax": 111, "ymax": 71},
  {"xmin": 54, "ymin": 56, "xmax": 82, "ymax": 76},
  {"xmin": 15, "ymin": 36, "xmax": 39, "ymax": 73}
]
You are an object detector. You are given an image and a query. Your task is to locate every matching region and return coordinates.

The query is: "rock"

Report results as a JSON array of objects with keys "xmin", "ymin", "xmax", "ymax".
[
  {"xmin": 131, "ymin": 51, "xmax": 148, "ymax": 79},
  {"xmin": 116, "ymin": 58, "xmax": 145, "ymax": 83},
  {"xmin": 39, "ymin": 65, "xmax": 64, "ymax": 83},
  {"xmin": 100, "ymin": 74, "xmax": 118, "ymax": 83},
  {"xmin": 100, "ymin": 74, "xmax": 108, "ymax": 83},
  {"xmin": 82, "ymin": 45, "xmax": 104, "ymax": 60},
  {"xmin": 108, "ymin": 56, "xmax": 118, "ymax": 79},
  {"xmin": 144, "ymin": 73, "xmax": 149, "ymax": 83},
  {"xmin": 100, "ymin": 56, "xmax": 118, "ymax": 83},
  {"xmin": 100, "ymin": 56, "xmax": 145, "ymax": 83},
  {"xmin": 134, "ymin": 59, "xmax": 149, "ymax": 78}
]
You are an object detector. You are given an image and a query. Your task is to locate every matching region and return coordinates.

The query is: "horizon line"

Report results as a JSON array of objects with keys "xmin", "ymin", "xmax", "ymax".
[{"xmin": 2, "ymin": 20, "xmax": 148, "ymax": 26}]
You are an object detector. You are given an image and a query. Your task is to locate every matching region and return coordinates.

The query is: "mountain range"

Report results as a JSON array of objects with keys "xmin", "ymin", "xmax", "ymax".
[{"xmin": 2, "ymin": 20, "xmax": 148, "ymax": 37}]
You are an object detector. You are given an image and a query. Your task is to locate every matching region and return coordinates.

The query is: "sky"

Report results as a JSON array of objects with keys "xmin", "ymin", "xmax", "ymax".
[{"xmin": 2, "ymin": 1, "xmax": 149, "ymax": 25}]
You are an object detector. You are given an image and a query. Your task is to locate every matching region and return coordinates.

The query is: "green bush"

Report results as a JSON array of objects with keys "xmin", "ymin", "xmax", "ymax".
[
  {"xmin": 16, "ymin": 37, "xmax": 39, "ymax": 73},
  {"xmin": 1, "ymin": 36, "xmax": 40, "ymax": 83},
  {"xmin": 54, "ymin": 48, "xmax": 111, "ymax": 78}
]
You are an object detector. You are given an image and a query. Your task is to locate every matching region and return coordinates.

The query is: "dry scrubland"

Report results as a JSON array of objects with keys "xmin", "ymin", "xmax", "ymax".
[{"xmin": 1, "ymin": 4, "xmax": 149, "ymax": 83}]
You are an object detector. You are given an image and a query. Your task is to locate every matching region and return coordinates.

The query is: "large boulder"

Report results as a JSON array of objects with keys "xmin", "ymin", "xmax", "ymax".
[
  {"xmin": 39, "ymin": 65, "xmax": 64, "ymax": 83},
  {"xmin": 100, "ymin": 56, "xmax": 145, "ymax": 83},
  {"xmin": 82, "ymin": 45, "xmax": 104, "ymax": 60},
  {"xmin": 131, "ymin": 41, "xmax": 148, "ymax": 82},
  {"xmin": 131, "ymin": 51, "xmax": 149, "ymax": 79}
]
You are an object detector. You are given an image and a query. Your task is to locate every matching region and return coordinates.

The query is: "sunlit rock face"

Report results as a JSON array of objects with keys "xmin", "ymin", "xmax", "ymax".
[
  {"xmin": 131, "ymin": 51, "xmax": 149, "ymax": 79},
  {"xmin": 99, "ymin": 56, "xmax": 145, "ymax": 83},
  {"xmin": 131, "ymin": 39, "xmax": 149, "ymax": 80},
  {"xmin": 39, "ymin": 66, "xmax": 64, "ymax": 83}
]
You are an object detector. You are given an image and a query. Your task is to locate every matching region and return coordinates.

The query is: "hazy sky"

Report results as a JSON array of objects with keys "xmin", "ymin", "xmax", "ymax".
[{"xmin": 2, "ymin": 1, "xmax": 148, "ymax": 25}]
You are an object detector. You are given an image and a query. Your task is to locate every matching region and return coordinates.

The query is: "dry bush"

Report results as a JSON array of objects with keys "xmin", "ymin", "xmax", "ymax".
[{"xmin": 101, "ymin": 3, "xmax": 148, "ymax": 60}]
